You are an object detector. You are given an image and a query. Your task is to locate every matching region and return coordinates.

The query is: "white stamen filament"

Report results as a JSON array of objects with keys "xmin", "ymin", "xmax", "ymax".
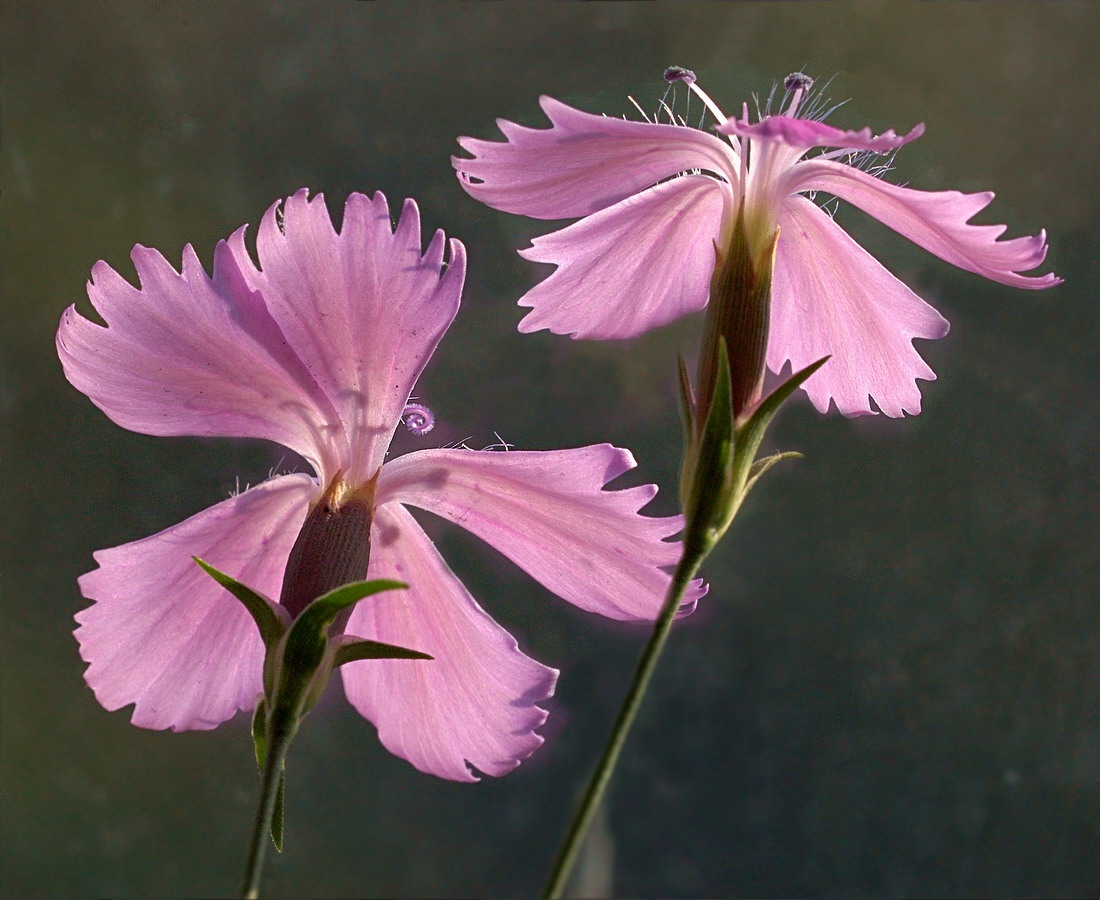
[
  {"xmin": 627, "ymin": 95, "xmax": 652, "ymax": 123},
  {"xmin": 657, "ymin": 99, "xmax": 682, "ymax": 127},
  {"xmin": 784, "ymin": 86, "xmax": 806, "ymax": 119},
  {"xmin": 687, "ymin": 80, "xmax": 742, "ymax": 159},
  {"xmin": 738, "ymin": 102, "xmax": 749, "ymax": 193},
  {"xmin": 817, "ymin": 147, "xmax": 856, "ymax": 160},
  {"xmin": 685, "ymin": 79, "xmax": 727, "ymax": 127}
]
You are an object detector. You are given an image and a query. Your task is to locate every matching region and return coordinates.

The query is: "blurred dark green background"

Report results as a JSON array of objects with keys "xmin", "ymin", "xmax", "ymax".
[{"xmin": 3, "ymin": 2, "xmax": 1098, "ymax": 897}]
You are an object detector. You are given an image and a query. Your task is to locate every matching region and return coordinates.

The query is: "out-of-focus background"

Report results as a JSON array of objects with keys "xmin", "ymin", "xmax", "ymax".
[{"xmin": 3, "ymin": 2, "xmax": 1098, "ymax": 897}]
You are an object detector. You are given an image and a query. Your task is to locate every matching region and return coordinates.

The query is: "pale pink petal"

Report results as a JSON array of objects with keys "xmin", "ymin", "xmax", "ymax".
[
  {"xmin": 56, "ymin": 239, "xmax": 337, "ymax": 465},
  {"xmin": 454, "ymin": 95, "xmax": 738, "ymax": 219},
  {"xmin": 722, "ymin": 115, "xmax": 924, "ymax": 153},
  {"xmin": 769, "ymin": 195, "xmax": 950, "ymax": 417},
  {"xmin": 341, "ymin": 503, "xmax": 557, "ymax": 781},
  {"xmin": 789, "ymin": 159, "xmax": 1062, "ymax": 289},
  {"xmin": 376, "ymin": 446, "xmax": 703, "ymax": 621},
  {"xmin": 514, "ymin": 175, "xmax": 726, "ymax": 339},
  {"xmin": 75, "ymin": 474, "xmax": 316, "ymax": 731},
  {"xmin": 245, "ymin": 190, "xmax": 466, "ymax": 483}
]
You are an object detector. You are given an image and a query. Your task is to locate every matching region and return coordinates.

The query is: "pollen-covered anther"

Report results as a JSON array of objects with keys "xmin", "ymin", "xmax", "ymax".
[
  {"xmin": 784, "ymin": 72, "xmax": 814, "ymax": 94},
  {"xmin": 664, "ymin": 66, "xmax": 697, "ymax": 86},
  {"xmin": 401, "ymin": 402, "xmax": 435, "ymax": 435}
]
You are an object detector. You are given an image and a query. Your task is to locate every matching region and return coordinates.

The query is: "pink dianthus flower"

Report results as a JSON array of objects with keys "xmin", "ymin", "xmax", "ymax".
[
  {"xmin": 57, "ymin": 190, "xmax": 699, "ymax": 781},
  {"xmin": 454, "ymin": 71, "xmax": 1061, "ymax": 417}
]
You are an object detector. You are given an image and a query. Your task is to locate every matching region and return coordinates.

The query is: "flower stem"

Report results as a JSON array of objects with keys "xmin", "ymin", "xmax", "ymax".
[
  {"xmin": 240, "ymin": 721, "xmax": 294, "ymax": 900},
  {"xmin": 544, "ymin": 543, "xmax": 707, "ymax": 899}
]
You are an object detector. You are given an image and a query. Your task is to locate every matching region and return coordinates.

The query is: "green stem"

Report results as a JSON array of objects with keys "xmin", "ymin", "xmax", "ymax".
[
  {"xmin": 240, "ymin": 722, "xmax": 294, "ymax": 900},
  {"xmin": 544, "ymin": 544, "xmax": 707, "ymax": 899}
]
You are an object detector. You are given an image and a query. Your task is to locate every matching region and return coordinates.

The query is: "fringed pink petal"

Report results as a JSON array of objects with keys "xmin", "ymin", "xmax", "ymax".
[
  {"xmin": 56, "ymin": 238, "xmax": 337, "ymax": 465},
  {"xmin": 515, "ymin": 175, "xmax": 726, "ymax": 339},
  {"xmin": 376, "ymin": 445, "xmax": 704, "ymax": 620},
  {"xmin": 75, "ymin": 475, "xmax": 316, "ymax": 731},
  {"xmin": 454, "ymin": 95, "xmax": 738, "ymax": 219},
  {"xmin": 722, "ymin": 115, "xmax": 924, "ymax": 153},
  {"xmin": 246, "ymin": 190, "xmax": 466, "ymax": 483},
  {"xmin": 790, "ymin": 159, "xmax": 1062, "ymax": 289},
  {"xmin": 768, "ymin": 196, "xmax": 950, "ymax": 417},
  {"xmin": 341, "ymin": 503, "xmax": 558, "ymax": 782}
]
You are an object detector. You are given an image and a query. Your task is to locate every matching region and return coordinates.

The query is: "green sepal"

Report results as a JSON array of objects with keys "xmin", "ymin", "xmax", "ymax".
[
  {"xmin": 681, "ymin": 338, "xmax": 736, "ymax": 558},
  {"xmin": 251, "ymin": 698, "xmax": 285, "ymax": 851},
  {"xmin": 334, "ymin": 635, "xmax": 433, "ymax": 667},
  {"xmin": 281, "ymin": 579, "xmax": 407, "ymax": 678},
  {"xmin": 270, "ymin": 769, "xmax": 285, "ymax": 852},
  {"xmin": 193, "ymin": 557, "xmax": 289, "ymax": 650},
  {"xmin": 676, "ymin": 352, "xmax": 696, "ymax": 440},
  {"xmin": 730, "ymin": 355, "xmax": 830, "ymax": 496},
  {"xmin": 680, "ymin": 353, "xmax": 828, "ymax": 557},
  {"xmin": 268, "ymin": 579, "xmax": 408, "ymax": 724},
  {"xmin": 742, "ymin": 451, "xmax": 803, "ymax": 500},
  {"xmin": 250, "ymin": 583, "xmax": 411, "ymax": 855},
  {"xmin": 676, "ymin": 352, "xmax": 698, "ymax": 511},
  {"xmin": 251, "ymin": 696, "xmax": 268, "ymax": 770}
]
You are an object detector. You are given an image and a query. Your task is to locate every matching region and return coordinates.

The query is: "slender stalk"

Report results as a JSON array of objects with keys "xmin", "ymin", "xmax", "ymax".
[
  {"xmin": 240, "ymin": 725, "xmax": 293, "ymax": 900},
  {"xmin": 544, "ymin": 544, "xmax": 707, "ymax": 899}
]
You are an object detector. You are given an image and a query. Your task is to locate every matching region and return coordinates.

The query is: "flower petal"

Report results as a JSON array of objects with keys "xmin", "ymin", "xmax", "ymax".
[
  {"xmin": 246, "ymin": 190, "xmax": 466, "ymax": 483},
  {"xmin": 454, "ymin": 95, "xmax": 738, "ymax": 219},
  {"xmin": 56, "ymin": 238, "xmax": 338, "ymax": 465},
  {"xmin": 768, "ymin": 195, "xmax": 950, "ymax": 417},
  {"xmin": 341, "ymin": 503, "xmax": 557, "ymax": 781},
  {"xmin": 790, "ymin": 159, "xmax": 1062, "ymax": 289},
  {"xmin": 75, "ymin": 474, "xmax": 316, "ymax": 731},
  {"xmin": 722, "ymin": 114, "xmax": 924, "ymax": 154},
  {"xmin": 376, "ymin": 445, "xmax": 703, "ymax": 620},
  {"xmin": 514, "ymin": 175, "xmax": 726, "ymax": 339}
]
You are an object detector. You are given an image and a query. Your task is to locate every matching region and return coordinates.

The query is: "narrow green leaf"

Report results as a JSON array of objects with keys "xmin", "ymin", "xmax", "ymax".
[
  {"xmin": 194, "ymin": 557, "xmax": 288, "ymax": 650},
  {"xmin": 271, "ymin": 769, "xmax": 285, "ymax": 852},
  {"xmin": 676, "ymin": 352, "xmax": 696, "ymax": 441},
  {"xmin": 737, "ymin": 356, "xmax": 829, "ymax": 457},
  {"xmin": 676, "ymin": 353, "xmax": 698, "ymax": 511},
  {"xmin": 334, "ymin": 636, "xmax": 433, "ymax": 668},
  {"xmin": 743, "ymin": 451, "xmax": 803, "ymax": 498},
  {"xmin": 682, "ymin": 338, "xmax": 736, "ymax": 556},
  {"xmin": 730, "ymin": 355, "xmax": 830, "ymax": 494},
  {"xmin": 295, "ymin": 579, "xmax": 407, "ymax": 636},
  {"xmin": 249, "ymin": 697, "xmax": 284, "ymax": 851},
  {"xmin": 266, "ymin": 578, "xmax": 410, "ymax": 729},
  {"xmin": 282, "ymin": 579, "xmax": 407, "ymax": 673},
  {"xmin": 251, "ymin": 698, "xmax": 268, "ymax": 769}
]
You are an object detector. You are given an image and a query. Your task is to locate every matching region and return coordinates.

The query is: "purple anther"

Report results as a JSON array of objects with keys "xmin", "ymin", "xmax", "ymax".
[
  {"xmin": 401, "ymin": 402, "xmax": 435, "ymax": 435},
  {"xmin": 664, "ymin": 66, "xmax": 697, "ymax": 86},
  {"xmin": 784, "ymin": 72, "xmax": 814, "ymax": 94}
]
